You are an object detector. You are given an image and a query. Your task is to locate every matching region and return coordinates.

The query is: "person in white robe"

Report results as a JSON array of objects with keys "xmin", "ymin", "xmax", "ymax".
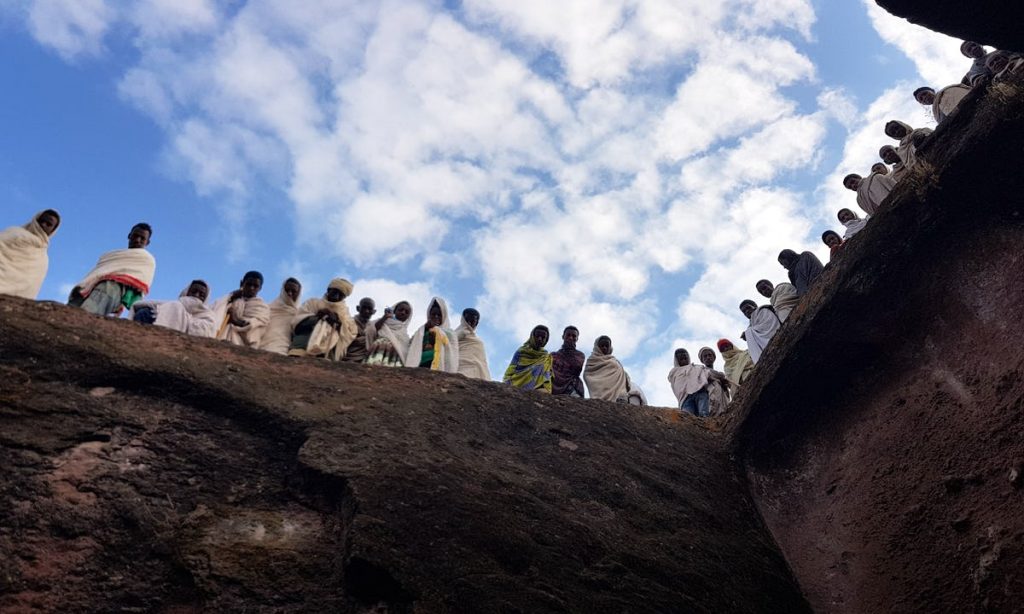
[
  {"xmin": 698, "ymin": 347, "xmax": 732, "ymax": 417},
  {"xmin": 583, "ymin": 336, "xmax": 632, "ymax": 403},
  {"xmin": 366, "ymin": 301, "xmax": 413, "ymax": 367},
  {"xmin": 879, "ymin": 146, "xmax": 907, "ymax": 183},
  {"xmin": 131, "ymin": 280, "xmax": 216, "ymax": 338},
  {"xmin": 69, "ymin": 223, "xmax": 156, "ymax": 316},
  {"xmin": 258, "ymin": 278, "xmax": 302, "ymax": 355},
  {"xmin": 844, "ymin": 172, "xmax": 897, "ymax": 216},
  {"xmin": 755, "ymin": 279, "xmax": 799, "ymax": 323},
  {"xmin": 961, "ymin": 41, "xmax": 996, "ymax": 86},
  {"xmin": 914, "ymin": 85, "xmax": 971, "ymax": 124},
  {"xmin": 407, "ymin": 297, "xmax": 460, "ymax": 373},
  {"xmin": 212, "ymin": 271, "xmax": 271, "ymax": 349},
  {"xmin": 0, "ymin": 209, "xmax": 59, "ymax": 299},
  {"xmin": 668, "ymin": 349, "xmax": 711, "ymax": 417},
  {"xmin": 885, "ymin": 120, "xmax": 932, "ymax": 174},
  {"xmin": 740, "ymin": 299, "xmax": 781, "ymax": 364},
  {"xmin": 838, "ymin": 209, "xmax": 869, "ymax": 240},
  {"xmin": 288, "ymin": 278, "xmax": 359, "ymax": 361},
  {"xmin": 455, "ymin": 308, "xmax": 490, "ymax": 380}
]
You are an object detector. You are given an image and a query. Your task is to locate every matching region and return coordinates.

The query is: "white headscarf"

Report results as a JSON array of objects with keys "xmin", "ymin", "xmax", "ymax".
[
  {"xmin": 367, "ymin": 301, "xmax": 415, "ymax": 361},
  {"xmin": 667, "ymin": 353, "xmax": 709, "ymax": 406},
  {"xmin": 0, "ymin": 211, "xmax": 56, "ymax": 299},
  {"xmin": 406, "ymin": 297, "xmax": 460, "ymax": 372},
  {"xmin": 583, "ymin": 338, "xmax": 630, "ymax": 402},
  {"xmin": 455, "ymin": 313, "xmax": 490, "ymax": 380},
  {"xmin": 258, "ymin": 279, "xmax": 302, "ymax": 354}
]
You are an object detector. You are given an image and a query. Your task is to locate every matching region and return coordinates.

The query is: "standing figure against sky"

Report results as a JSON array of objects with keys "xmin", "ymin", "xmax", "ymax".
[
  {"xmin": 259, "ymin": 278, "xmax": 302, "ymax": 355},
  {"xmin": 668, "ymin": 348, "xmax": 710, "ymax": 418},
  {"xmin": 740, "ymin": 299, "xmax": 781, "ymax": 365},
  {"xmin": 755, "ymin": 279, "xmax": 799, "ymax": 324},
  {"xmin": 212, "ymin": 271, "xmax": 271, "ymax": 348},
  {"xmin": 407, "ymin": 297, "xmax": 460, "ymax": 372},
  {"xmin": 583, "ymin": 335, "xmax": 639, "ymax": 404},
  {"xmin": 503, "ymin": 325, "xmax": 553, "ymax": 392},
  {"xmin": 698, "ymin": 347, "xmax": 732, "ymax": 416},
  {"xmin": 455, "ymin": 308, "xmax": 490, "ymax": 380},
  {"xmin": 0, "ymin": 209, "xmax": 60, "ymax": 299},
  {"xmin": 69, "ymin": 222, "xmax": 156, "ymax": 316},
  {"xmin": 838, "ymin": 209, "xmax": 869, "ymax": 240},
  {"xmin": 843, "ymin": 172, "xmax": 897, "ymax": 216},
  {"xmin": 551, "ymin": 325, "xmax": 586, "ymax": 397}
]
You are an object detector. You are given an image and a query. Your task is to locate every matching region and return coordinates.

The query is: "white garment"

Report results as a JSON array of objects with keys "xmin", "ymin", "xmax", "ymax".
[
  {"xmin": 667, "ymin": 363, "xmax": 709, "ymax": 406},
  {"xmin": 258, "ymin": 282, "xmax": 301, "ymax": 355},
  {"xmin": 212, "ymin": 295, "xmax": 271, "ymax": 348},
  {"xmin": 366, "ymin": 305, "xmax": 414, "ymax": 364},
  {"xmin": 290, "ymin": 296, "xmax": 358, "ymax": 361},
  {"xmin": 892, "ymin": 121, "xmax": 933, "ymax": 173},
  {"xmin": 855, "ymin": 172, "xmax": 897, "ymax": 216},
  {"xmin": 745, "ymin": 305, "xmax": 782, "ymax": 364},
  {"xmin": 770, "ymin": 283, "xmax": 799, "ymax": 323},
  {"xmin": 0, "ymin": 212, "xmax": 53, "ymax": 299},
  {"xmin": 406, "ymin": 297, "xmax": 459, "ymax": 372},
  {"xmin": 584, "ymin": 340, "xmax": 631, "ymax": 402},
  {"xmin": 842, "ymin": 214, "xmax": 870, "ymax": 240},
  {"xmin": 933, "ymin": 84, "xmax": 970, "ymax": 123},
  {"xmin": 132, "ymin": 287, "xmax": 216, "ymax": 338},
  {"xmin": 455, "ymin": 316, "xmax": 490, "ymax": 380},
  {"xmin": 75, "ymin": 247, "xmax": 156, "ymax": 297}
]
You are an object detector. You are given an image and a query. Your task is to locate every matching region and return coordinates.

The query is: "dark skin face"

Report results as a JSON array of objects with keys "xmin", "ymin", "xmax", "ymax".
[
  {"xmin": 562, "ymin": 328, "xmax": 578, "ymax": 349},
  {"xmin": 675, "ymin": 349, "xmax": 690, "ymax": 366},
  {"xmin": 838, "ymin": 210, "xmax": 856, "ymax": 224},
  {"xmin": 37, "ymin": 213, "xmax": 59, "ymax": 236},
  {"xmin": 720, "ymin": 341, "xmax": 734, "ymax": 353},
  {"xmin": 240, "ymin": 277, "xmax": 262, "ymax": 299},
  {"xmin": 699, "ymin": 349, "xmax": 715, "ymax": 368},
  {"xmin": 871, "ymin": 163, "xmax": 888, "ymax": 175},
  {"xmin": 128, "ymin": 227, "xmax": 151, "ymax": 249},
  {"xmin": 357, "ymin": 298, "xmax": 376, "ymax": 320},
  {"xmin": 394, "ymin": 302, "xmax": 412, "ymax": 322},
  {"xmin": 596, "ymin": 336, "xmax": 612, "ymax": 355},
  {"xmin": 844, "ymin": 176, "xmax": 861, "ymax": 191},
  {"xmin": 962, "ymin": 42, "xmax": 983, "ymax": 59},
  {"xmin": 756, "ymin": 281, "xmax": 773, "ymax": 299},
  {"xmin": 284, "ymin": 281, "xmax": 301, "ymax": 302},
  {"xmin": 915, "ymin": 91, "xmax": 935, "ymax": 105},
  {"xmin": 885, "ymin": 124, "xmax": 909, "ymax": 139},
  {"xmin": 880, "ymin": 149, "xmax": 900, "ymax": 165},
  {"xmin": 464, "ymin": 310, "xmax": 480, "ymax": 328},
  {"xmin": 530, "ymin": 328, "xmax": 549, "ymax": 350},
  {"xmin": 325, "ymin": 287, "xmax": 344, "ymax": 303},
  {"xmin": 741, "ymin": 303, "xmax": 756, "ymax": 319},
  {"xmin": 824, "ymin": 234, "xmax": 842, "ymax": 248},
  {"xmin": 427, "ymin": 302, "xmax": 443, "ymax": 328},
  {"xmin": 186, "ymin": 282, "xmax": 209, "ymax": 302}
]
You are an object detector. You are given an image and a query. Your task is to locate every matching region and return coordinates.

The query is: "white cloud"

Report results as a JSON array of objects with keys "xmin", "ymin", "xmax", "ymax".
[
  {"xmin": 863, "ymin": 0, "xmax": 966, "ymax": 87},
  {"xmin": 27, "ymin": 0, "xmax": 114, "ymax": 60}
]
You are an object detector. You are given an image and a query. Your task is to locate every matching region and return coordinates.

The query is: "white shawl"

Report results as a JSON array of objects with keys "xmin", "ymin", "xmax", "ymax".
[
  {"xmin": 290, "ymin": 296, "xmax": 359, "ymax": 361},
  {"xmin": 132, "ymin": 286, "xmax": 216, "ymax": 338},
  {"xmin": 583, "ymin": 341, "xmax": 630, "ymax": 402},
  {"xmin": 855, "ymin": 172, "xmax": 897, "ymax": 216},
  {"xmin": 745, "ymin": 305, "xmax": 781, "ymax": 364},
  {"xmin": 0, "ymin": 212, "xmax": 53, "ymax": 299},
  {"xmin": 933, "ymin": 84, "xmax": 970, "ymax": 124},
  {"xmin": 893, "ymin": 122, "xmax": 933, "ymax": 173},
  {"xmin": 667, "ymin": 363, "xmax": 709, "ymax": 406},
  {"xmin": 366, "ymin": 304, "xmax": 414, "ymax": 364},
  {"xmin": 455, "ymin": 316, "xmax": 490, "ymax": 380},
  {"xmin": 212, "ymin": 295, "xmax": 271, "ymax": 348},
  {"xmin": 770, "ymin": 283, "xmax": 799, "ymax": 323},
  {"xmin": 842, "ymin": 214, "xmax": 870, "ymax": 240},
  {"xmin": 406, "ymin": 297, "xmax": 460, "ymax": 373},
  {"xmin": 75, "ymin": 248, "xmax": 156, "ymax": 296},
  {"xmin": 258, "ymin": 282, "xmax": 301, "ymax": 355}
]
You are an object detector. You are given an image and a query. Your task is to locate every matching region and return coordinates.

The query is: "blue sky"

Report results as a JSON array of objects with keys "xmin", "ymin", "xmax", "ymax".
[{"xmin": 0, "ymin": 0, "xmax": 969, "ymax": 405}]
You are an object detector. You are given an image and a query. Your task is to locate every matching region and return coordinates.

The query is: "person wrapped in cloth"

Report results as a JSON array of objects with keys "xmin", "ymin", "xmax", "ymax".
[{"xmin": 288, "ymin": 278, "xmax": 359, "ymax": 361}]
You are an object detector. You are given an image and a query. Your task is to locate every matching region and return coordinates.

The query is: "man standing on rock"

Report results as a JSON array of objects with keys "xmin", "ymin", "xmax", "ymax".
[
  {"xmin": 778, "ymin": 249, "xmax": 824, "ymax": 297},
  {"xmin": 68, "ymin": 222, "xmax": 156, "ymax": 316},
  {"xmin": 756, "ymin": 279, "xmax": 799, "ymax": 324},
  {"xmin": 740, "ymin": 299, "xmax": 781, "ymax": 365},
  {"xmin": 343, "ymin": 297, "xmax": 376, "ymax": 362},
  {"xmin": 551, "ymin": 325, "xmax": 586, "ymax": 397}
]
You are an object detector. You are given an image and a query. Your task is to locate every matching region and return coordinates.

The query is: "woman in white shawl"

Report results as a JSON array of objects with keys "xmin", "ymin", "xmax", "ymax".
[
  {"xmin": 131, "ymin": 279, "xmax": 216, "ymax": 338},
  {"xmin": 583, "ymin": 336, "xmax": 631, "ymax": 403},
  {"xmin": 837, "ymin": 209, "xmax": 868, "ymax": 240},
  {"xmin": 258, "ymin": 278, "xmax": 302, "ymax": 355},
  {"xmin": 455, "ymin": 308, "xmax": 490, "ymax": 380},
  {"xmin": 406, "ymin": 297, "xmax": 460, "ymax": 373},
  {"xmin": 885, "ymin": 120, "xmax": 932, "ymax": 173},
  {"xmin": 0, "ymin": 210, "xmax": 59, "ymax": 299},
  {"xmin": 287, "ymin": 278, "xmax": 358, "ymax": 361},
  {"xmin": 212, "ymin": 271, "xmax": 271, "ymax": 349},
  {"xmin": 755, "ymin": 279, "xmax": 799, "ymax": 324},
  {"xmin": 366, "ymin": 301, "xmax": 413, "ymax": 367}
]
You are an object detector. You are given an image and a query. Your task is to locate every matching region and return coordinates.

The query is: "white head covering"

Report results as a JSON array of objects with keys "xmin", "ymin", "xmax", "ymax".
[
  {"xmin": 406, "ymin": 297, "xmax": 460, "ymax": 372},
  {"xmin": 0, "ymin": 210, "xmax": 57, "ymax": 299},
  {"xmin": 583, "ymin": 338, "xmax": 630, "ymax": 402}
]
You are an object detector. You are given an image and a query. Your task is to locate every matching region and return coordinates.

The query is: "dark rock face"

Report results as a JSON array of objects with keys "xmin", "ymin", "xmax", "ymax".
[
  {"xmin": 876, "ymin": 0, "xmax": 1024, "ymax": 51},
  {"xmin": 731, "ymin": 78, "xmax": 1024, "ymax": 612},
  {"xmin": 0, "ymin": 299, "xmax": 807, "ymax": 612}
]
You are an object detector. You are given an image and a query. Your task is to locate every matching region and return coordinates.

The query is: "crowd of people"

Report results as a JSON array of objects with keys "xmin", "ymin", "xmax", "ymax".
[{"xmin": 1, "ymin": 41, "xmax": 1015, "ymax": 419}]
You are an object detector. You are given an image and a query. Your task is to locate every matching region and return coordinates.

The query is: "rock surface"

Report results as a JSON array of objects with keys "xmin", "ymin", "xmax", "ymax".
[
  {"xmin": 0, "ymin": 298, "xmax": 806, "ymax": 612},
  {"xmin": 876, "ymin": 0, "xmax": 1024, "ymax": 52}
]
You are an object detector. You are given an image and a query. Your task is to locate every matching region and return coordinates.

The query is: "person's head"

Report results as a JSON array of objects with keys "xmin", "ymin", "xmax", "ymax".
[
  {"xmin": 884, "ymin": 120, "xmax": 909, "ymax": 139},
  {"xmin": 357, "ymin": 297, "xmax": 376, "ymax": 319},
  {"xmin": 777, "ymin": 249, "xmax": 799, "ymax": 270},
  {"xmin": 427, "ymin": 299, "xmax": 444, "ymax": 327},
  {"xmin": 822, "ymin": 230, "xmax": 843, "ymax": 248},
  {"xmin": 674, "ymin": 348, "xmax": 690, "ymax": 367},
  {"xmin": 871, "ymin": 162, "xmax": 888, "ymax": 175},
  {"xmin": 562, "ymin": 325, "xmax": 579, "ymax": 348},
  {"xmin": 186, "ymin": 280, "xmax": 210, "ymax": 302},
  {"xmin": 755, "ymin": 279, "xmax": 774, "ymax": 298},
  {"xmin": 960, "ymin": 40, "xmax": 984, "ymax": 59},
  {"xmin": 240, "ymin": 271, "xmax": 263, "ymax": 298},
  {"xmin": 740, "ymin": 299, "xmax": 757, "ymax": 319},
  {"xmin": 837, "ymin": 208, "xmax": 857, "ymax": 224},
  {"xmin": 462, "ymin": 308, "xmax": 480, "ymax": 329},
  {"xmin": 283, "ymin": 278, "xmax": 302, "ymax": 302},
  {"xmin": 325, "ymin": 278, "xmax": 353, "ymax": 303},
  {"xmin": 530, "ymin": 325, "xmax": 550, "ymax": 349},
  {"xmin": 393, "ymin": 301, "xmax": 412, "ymax": 322},
  {"xmin": 36, "ymin": 210, "xmax": 60, "ymax": 235},
  {"xmin": 879, "ymin": 145, "xmax": 901, "ymax": 165},
  {"xmin": 698, "ymin": 347, "xmax": 716, "ymax": 368},
  {"xmin": 717, "ymin": 338, "xmax": 734, "ymax": 353},
  {"xmin": 596, "ymin": 335, "xmax": 612, "ymax": 355},
  {"xmin": 913, "ymin": 86, "xmax": 936, "ymax": 106},
  {"xmin": 843, "ymin": 173, "xmax": 862, "ymax": 191},
  {"xmin": 128, "ymin": 223, "xmax": 152, "ymax": 249}
]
